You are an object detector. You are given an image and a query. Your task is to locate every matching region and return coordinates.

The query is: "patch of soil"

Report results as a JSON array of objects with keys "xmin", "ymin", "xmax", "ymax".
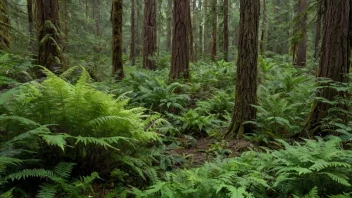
[{"xmin": 169, "ymin": 137, "xmax": 254, "ymax": 167}]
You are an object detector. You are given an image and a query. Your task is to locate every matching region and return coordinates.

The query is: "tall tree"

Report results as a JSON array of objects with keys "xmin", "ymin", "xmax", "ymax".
[
  {"xmin": 27, "ymin": 0, "xmax": 34, "ymax": 51},
  {"xmin": 260, "ymin": 0, "xmax": 266, "ymax": 53},
  {"xmin": 293, "ymin": 0, "xmax": 307, "ymax": 67},
  {"xmin": 143, "ymin": 0, "xmax": 157, "ymax": 70},
  {"xmin": 304, "ymin": 0, "xmax": 351, "ymax": 136},
  {"xmin": 210, "ymin": 0, "xmax": 217, "ymax": 61},
  {"xmin": 169, "ymin": 0, "xmax": 190, "ymax": 80},
  {"xmin": 226, "ymin": 0, "xmax": 260, "ymax": 137},
  {"xmin": 314, "ymin": 0, "xmax": 323, "ymax": 59},
  {"xmin": 112, "ymin": 0, "xmax": 124, "ymax": 79},
  {"xmin": 0, "ymin": 0, "xmax": 10, "ymax": 51},
  {"xmin": 36, "ymin": 0, "xmax": 64, "ymax": 71},
  {"xmin": 223, "ymin": 0, "xmax": 229, "ymax": 61},
  {"xmin": 203, "ymin": 0, "xmax": 209, "ymax": 58},
  {"xmin": 130, "ymin": 0, "xmax": 136, "ymax": 65},
  {"xmin": 136, "ymin": 0, "xmax": 143, "ymax": 56},
  {"xmin": 192, "ymin": 0, "xmax": 197, "ymax": 61},
  {"xmin": 94, "ymin": 0, "xmax": 101, "ymax": 36},
  {"xmin": 166, "ymin": 0, "xmax": 172, "ymax": 52},
  {"xmin": 198, "ymin": 0, "xmax": 203, "ymax": 58}
]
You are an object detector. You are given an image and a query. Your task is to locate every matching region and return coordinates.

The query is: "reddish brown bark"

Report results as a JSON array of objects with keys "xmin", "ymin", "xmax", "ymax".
[
  {"xmin": 112, "ymin": 0, "xmax": 124, "ymax": 79},
  {"xmin": 169, "ymin": 0, "xmax": 190, "ymax": 80},
  {"xmin": 304, "ymin": 0, "xmax": 351, "ymax": 136},
  {"xmin": 143, "ymin": 0, "xmax": 157, "ymax": 70},
  {"xmin": 226, "ymin": 0, "xmax": 260, "ymax": 137}
]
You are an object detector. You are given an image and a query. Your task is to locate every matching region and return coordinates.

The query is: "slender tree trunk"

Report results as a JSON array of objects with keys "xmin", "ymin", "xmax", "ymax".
[
  {"xmin": 294, "ymin": 0, "xmax": 307, "ymax": 67},
  {"xmin": 193, "ymin": 0, "xmax": 197, "ymax": 61},
  {"xmin": 36, "ymin": 0, "xmax": 64, "ymax": 71},
  {"xmin": 260, "ymin": 0, "xmax": 266, "ymax": 53},
  {"xmin": 314, "ymin": 0, "xmax": 323, "ymax": 59},
  {"xmin": 223, "ymin": 0, "xmax": 229, "ymax": 61},
  {"xmin": 64, "ymin": 0, "xmax": 68, "ymax": 37},
  {"xmin": 199, "ymin": 0, "xmax": 203, "ymax": 59},
  {"xmin": 85, "ymin": 0, "xmax": 88, "ymax": 18},
  {"xmin": 210, "ymin": 0, "xmax": 217, "ymax": 61},
  {"xmin": 27, "ymin": 0, "xmax": 34, "ymax": 51},
  {"xmin": 188, "ymin": 0, "xmax": 194, "ymax": 62},
  {"xmin": 166, "ymin": 0, "xmax": 172, "ymax": 52},
  {"xmin": 304, "ymin": 0, "xmax": 351, "ymax": 136},
  {"xmin": 136, "ymin": 0, "xmax": 143, "ymax": 56},
  {"xmin": 226, "ymin": 0, "xmax": 260, "ymax": 137},
  {"xmin": 0, "ymin": 0, "xmax": 10, "ymax": 51},
  {"xmin": 203, "ymin": 0, "xmax": 209, "ymax": 58},
  {"xmin": 95, "ymin": 0, "xmax": 101, "ymax": 36},
  {"xmin": 112, "ymin": 0, "xmax": 124, "ymax": 79},
  {"xmin": 169, "ymin": 0, "xmax": 190, "ymax": 80},
  {"xmin": 143, "ymin": 0, "xmax": 157, "ymax": 70},
  {"xmin": 130, "ymin": 0, "xmax": 136, "ymax": 65}
]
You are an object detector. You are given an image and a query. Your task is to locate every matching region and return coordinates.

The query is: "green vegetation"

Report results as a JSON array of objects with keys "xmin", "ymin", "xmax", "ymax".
[{"xmin": 1, "ymin": 0, "xmax": 352, "ymax": 197}]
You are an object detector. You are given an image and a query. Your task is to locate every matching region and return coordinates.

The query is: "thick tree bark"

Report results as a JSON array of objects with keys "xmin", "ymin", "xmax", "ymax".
[
  {"xmin": 169, "ymin": 0, "xmax": 190, "ymax": 80},
  {"xmin": 0, "ymin": 0, "xmax": 10, "ymax": 51},
  {"xmin": 223, "ymin": 0, "xmax": 229, "ymax": 61},
  {"xmin": 143, "ymin": 0, "xmax": 157, "ymax": 70},
  {"xmin": 36, "ymin": 0, "xmax": 64, "ymax": 71},
  {"xmin": 112, "ymin": 0, "xmax": 124, "ymax": 79},
  {"xmin": 199, "ymin": 0, "xmax": 203, "ymax": 59},
  {"xmin": 304, "ymin": 0, "xmax": 351, "ymax": 136},
  {"xmin": 260, "ymin": 0, "xmax": 266, "ymax": 53},
  {"xmin": 166, "ymin": 0, "xmax": 172, "ymax": 52},
  {"xmin": 226, "ymin": 0, "xmax": 260, "ymax": 137},
  {"xmin": 293, "ymin": 0, "xmax": 307, "ymax": 67},
  {"xmin": 314, "ymin": 0, "xmax": 323, "ymax": 59},
  {"xmin": 130, "ymin": 0, "xmax": 136, "ymax": 65},
  {"xmin": 210, "ymin": 0, "xmax": 217, "ymax": 61}
]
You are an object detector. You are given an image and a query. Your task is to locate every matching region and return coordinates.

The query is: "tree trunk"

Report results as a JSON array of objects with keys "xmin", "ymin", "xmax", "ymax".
[
  {"xmin": 94, "ymin": 0, "xmax": 101, "ymax": 36},
  {"xmin": 193, "ymin": 0, "xmax": 197, "ymax": 61},
  {"xmin": 293, "ymin": 0, "xmax": 307, "ymax": 67},
  {"xmin": 210, "ymin": 0, "xmax": 217, "ymax": 61},
  {"xmin": 27, "ymin": 0, "xmax": 34, "ymax": 51},
  {"xmin": 199, "ymin": 0, "xmax": 203, "ymax": 59},
  {"xmin": 0, "ymin": 0, "xmax": 10, "ymax": 51},
  {"xmin": 136, "ymin": 0, "xmax": 143, "ymax": 56},
  {"xmin": 166, "ymin": 0, "xmax": 172, "ymax": 52},
  {"xmin": 203, "ymin": 0, "xmax": 209, "ymax": 58},
  {"xmin": 169, "ymin": 0, "xmax": 190, "ymax": 80},
  {"xmin": 226, "ymin": 0, "xmax": 260, "ymax": 137},
  {"xmin": 223, "ymin": 0, "xmax": 229, "ymax": 61},
  {"xmin": 143, "ymin": 0, "xmax": 157, "ymax": 70},
  {"xmin": 130, "ymin": 0, "xmax": 136, "ymax": 65},
  {"xmin": 36, "ymin": 0, "xmax": 64, "ymax": 71},
  {"xmin": 188, "ymin": 0, "xmax": 194, "ymax": 62},
  {"xmin": 112, "ymin": 0, "xmax": 124, "ymax": 79},
  {"xmin": 314, "ymin": 0, "xmax": 323, "ymax": 59},
  {"xmin": 304, "ymin": 0, "xmax": 351, "ymax": 136},
  {"xmin": 260, "ymin": 0, "xmax": 266, "ymax": 53}
]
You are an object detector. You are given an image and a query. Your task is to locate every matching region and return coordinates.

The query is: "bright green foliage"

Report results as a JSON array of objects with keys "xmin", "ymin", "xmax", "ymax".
[{"xmin": 134, "ymin": 137, "xmax": 352, "ymax": 197}]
